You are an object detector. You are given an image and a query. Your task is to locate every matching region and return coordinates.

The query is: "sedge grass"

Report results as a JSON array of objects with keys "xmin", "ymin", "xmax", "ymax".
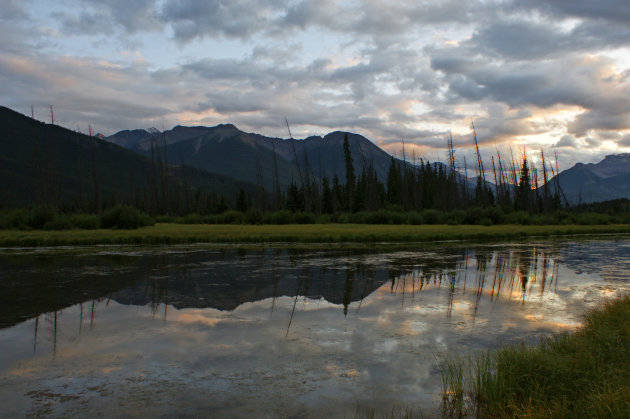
[
  {"xmin": 440, "ymin": 296, "xmax": 630, "ymax": 418},
  {"xmin": 0, "ymin": 223, "xmax": 630, "ymax": 247}
]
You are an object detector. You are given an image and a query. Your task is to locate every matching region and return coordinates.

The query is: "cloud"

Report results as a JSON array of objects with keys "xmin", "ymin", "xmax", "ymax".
[
  {"xmin": 556, "ymin": 135, "xmax": 579, "ymax": 148},
  {"xmin": 0, "ymin": 0, "xmax": 28, "ymax": 20},
  {"xmin": 161, "ymin": 0, "xmax": 285, "ymax": 41},
  {"xmin": 3, "ymin": 0, "xmax": 630, "ymax": 173},
  {"xmin": 518, "ymin": 0, "xmax": 630, "ymax": 24},
  {"xmin": 56, "ymin": 0, "xmax": 162, "ymax": 35},
  {"xmin": 467, "ymin": 18, "xmax": 630, "ymax": 61}
]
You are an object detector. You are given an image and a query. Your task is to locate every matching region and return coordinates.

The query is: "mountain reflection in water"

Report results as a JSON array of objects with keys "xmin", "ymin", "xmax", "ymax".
[{"xmin": 0, "ymin": 239, "xmax": 629, "ymax": 417}]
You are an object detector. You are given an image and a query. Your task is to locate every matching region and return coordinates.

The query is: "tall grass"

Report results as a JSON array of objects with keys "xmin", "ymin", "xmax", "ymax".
[
  {"xmin": 1, "ymin": 223, "xmax": 630, "ymax": 247},
  {"xmin": 440, "ymin": 296, "xmax": 630, "ymax": 417}
]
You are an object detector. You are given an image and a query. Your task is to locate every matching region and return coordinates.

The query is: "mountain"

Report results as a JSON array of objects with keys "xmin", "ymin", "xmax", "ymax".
[
  {"xmin": 106, "ymin": 125, "xmax": 401, "ymax": 189},
  {"xmin": 0, "ymin": 106, "xmax": 259, "ymax": 208},
  {"xmin": 548, "ymin": 154, "xmax": 630, "ymax": 204}
]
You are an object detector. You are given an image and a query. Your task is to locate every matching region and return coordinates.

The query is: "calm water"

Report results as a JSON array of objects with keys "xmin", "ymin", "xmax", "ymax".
[{"xmin": 1, "ymin": 238, "xmax": 629, "ymax": 417}]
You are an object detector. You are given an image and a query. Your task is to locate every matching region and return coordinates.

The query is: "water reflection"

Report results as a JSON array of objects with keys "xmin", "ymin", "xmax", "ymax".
[{"xmin": 0, "ymin": 239, "xmax": 629, "ymax": 417}]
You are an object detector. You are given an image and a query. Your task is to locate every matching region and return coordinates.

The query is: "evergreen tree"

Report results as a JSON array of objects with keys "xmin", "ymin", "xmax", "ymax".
[{"xmin": 515, "ymin": 156, "xmax": 532, "ymax": 211}]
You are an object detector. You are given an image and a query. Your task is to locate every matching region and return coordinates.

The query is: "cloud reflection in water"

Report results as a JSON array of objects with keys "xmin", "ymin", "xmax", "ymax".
[{"xmin": 0, "ymin": 239, "xmax": 629, "ymax": 417}]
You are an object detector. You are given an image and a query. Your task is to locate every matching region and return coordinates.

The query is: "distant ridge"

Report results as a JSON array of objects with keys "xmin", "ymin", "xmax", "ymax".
[
  {"xmin": 105, "ymin": 124, "xmax": 401, "ymax": 189},
  {"xmin": 0, "ymin": 106, "xmax": 259, "ymax": 208},
  {"xmin": 549, "ymin": 154, "xmax": 630, "ymax": 204}
]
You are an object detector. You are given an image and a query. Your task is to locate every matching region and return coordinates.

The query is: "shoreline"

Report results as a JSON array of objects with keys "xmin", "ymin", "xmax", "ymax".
[
  {"xmin": 440, "ymin": 296, "xmax": 630, "ymax": 417},
  {"xmin": 1, "ymin": 223, "xmax": 630, "ymax": 247}
]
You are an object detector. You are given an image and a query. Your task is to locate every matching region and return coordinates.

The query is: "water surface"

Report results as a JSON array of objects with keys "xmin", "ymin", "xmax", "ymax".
[{"xmin": 1, "ymin": 239, "xmax": 629, "ymax": 417}]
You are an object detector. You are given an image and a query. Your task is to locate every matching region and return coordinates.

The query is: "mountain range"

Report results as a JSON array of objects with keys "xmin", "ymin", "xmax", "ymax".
[
  {"xmin": 0, "ymin": 106, "xmax": 258, "ymax": 208},
  {"xmin": 2, "ymin": 104, "xmax": 630, "ymax": 207},
  {"xmin": 549, "ymin": 154, "xmax": 630, "ymax": 204},
  {"xmin": 104, "ymin": 124, "xmax": 399, "ymax": 189}
]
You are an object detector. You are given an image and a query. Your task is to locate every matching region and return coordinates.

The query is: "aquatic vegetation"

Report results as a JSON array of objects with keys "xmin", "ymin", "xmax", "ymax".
[{"xmin": 440, "ymin": 296, "xmax": 630, "ymax": 417}]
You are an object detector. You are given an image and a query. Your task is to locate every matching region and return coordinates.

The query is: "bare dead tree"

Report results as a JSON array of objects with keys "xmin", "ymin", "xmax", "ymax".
[
  {"xmin": 89, "ymin": 125, "xmax": 100, "ymax": 211},
  {"xmin": 285, "ymin": 118, "xmax": 308, "ymax": 209},
  {"xmin": 270, "ymin": 137, "xmax": 281, "ymax": 210},
  {"xmin": 471, "ymin": 121, "xmax": 486, "ymax": 184}
]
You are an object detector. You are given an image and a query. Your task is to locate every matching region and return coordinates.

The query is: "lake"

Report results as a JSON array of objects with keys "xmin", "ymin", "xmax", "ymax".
[{"xmin": 1, "ymin": 238, "xmax": 629, "ymax": 417}]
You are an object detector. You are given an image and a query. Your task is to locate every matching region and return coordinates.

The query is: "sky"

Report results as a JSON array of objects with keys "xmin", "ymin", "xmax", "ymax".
[{"xmin": 2, "ymin": 0, "xmax": 630, "ymax": 170}]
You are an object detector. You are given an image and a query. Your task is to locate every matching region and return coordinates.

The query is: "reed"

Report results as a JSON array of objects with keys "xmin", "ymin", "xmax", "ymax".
[{"xmin": 440, "ymin": 296, "xmax": 630, "ymax": 417}]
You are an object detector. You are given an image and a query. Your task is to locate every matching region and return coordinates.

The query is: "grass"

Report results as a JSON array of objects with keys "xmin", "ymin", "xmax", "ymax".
[
  {"xmin": 1, "ymin": 223, "xmax": 630, "ymax": 247},
  {"xmin": 440, "ymin": 296, "xmax": 630, "ymax": 418}
]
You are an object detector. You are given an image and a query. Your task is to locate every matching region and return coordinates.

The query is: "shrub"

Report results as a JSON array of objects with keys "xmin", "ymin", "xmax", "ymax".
[
  {"xmin": 484, "ymin": 206, "xmax": 506, "ymax": 225},
  {"xmin": 316, "ymin": 214, "xmax": 332, "ymax": 224},
  {"xmin": 575, "ymin": 212, "xmax": 611, "ymax": 225},
  {"xmin": 421, "ymin": 209, "xmax": 444, "ymax": 224},
  {"xmin": 504, "ymin": 211, "xmax": 531, "ymax": 225},
  {"xmin": 291, "ymin": 211, "xmax": 316, "ymax": 224},
  {"xmin": 463, "ymin": 207, "xmax": 484, "ymax": 224},
  {"xmin": 100, "ymin": 205, "xmax": 155, "ymax": 229},
  {"xmin": 29, "ymin": 205, "xmax": 57, "ymax": 229},
  {"xmin": 336, "ymin": 213, "xmax": 352, "ymax": 224},
  {"xmin": 43, "ymin": 215, "xmax": 72, "ymax": 230},
  {"xmin": 407, "ymin": 211, "xmax": 424, "ymax": 225},
  {"xmin": 70, "ymin": 214, "xmax": 100, "ymax": 229},
  {"xmin": 245, "ymin": 209, "xmax": 263, "ymax": 224},
  {"xmin": 0, "ymin": 209, "xmax": 29, "ymax": 230},
  {"xmin": 553, "ymin": 210, "xmax": 572, "ymax": 224},
  {"xmin": 263, "ymin": 210, "xmax": 292, "ymax": 224},
  {"xmin": 446, "ymin": 210, "xmax": 465, "ymax": 225},
  {"xmin": 181, "ymin": 213, "xmax": 202, "ymax": 224},
  {"xmin": 216, "ymin": 210, "xmax": 244, "ymax": 224}
]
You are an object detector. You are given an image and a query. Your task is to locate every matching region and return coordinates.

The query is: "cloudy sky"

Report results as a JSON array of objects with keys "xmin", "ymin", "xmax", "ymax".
[{"xmin": 2, "ymin": 0, "xmax": 630, "ymax": 169}]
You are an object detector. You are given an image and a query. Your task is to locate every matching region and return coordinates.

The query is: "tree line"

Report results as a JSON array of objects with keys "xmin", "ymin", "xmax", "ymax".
[{"xmin": 4, "ymin": 110, "xmax": 629, "ymax": 229}]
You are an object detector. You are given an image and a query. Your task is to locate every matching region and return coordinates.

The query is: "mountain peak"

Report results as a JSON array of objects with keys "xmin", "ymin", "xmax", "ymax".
[{"xmin": 588, "ymin": 153, "xmax": 630, "ymax": 178}]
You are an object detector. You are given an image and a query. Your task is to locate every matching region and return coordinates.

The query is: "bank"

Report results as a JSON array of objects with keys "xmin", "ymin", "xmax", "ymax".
[
  {"xmin": 441, "ymin": 296, "xmax": 630, "ymax": 417},
  {"xmin": 1, "ymin": 223, "xmax": 630, "ymax": 247}
]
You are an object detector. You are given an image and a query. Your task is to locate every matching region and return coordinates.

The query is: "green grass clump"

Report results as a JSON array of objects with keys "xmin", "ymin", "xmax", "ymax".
[{"xmin": 441, "ymin": 296, "xmax": 630, "ymax": 417}]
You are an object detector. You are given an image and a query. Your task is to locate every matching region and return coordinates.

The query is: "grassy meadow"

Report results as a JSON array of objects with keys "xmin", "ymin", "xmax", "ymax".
[
  {"xmin": 1, "ymin": 222, "xmax": 630, "ymax": 247},
  {"xmin": 440, "ymin": 296, "xmax": 630, "ymax": 418}
]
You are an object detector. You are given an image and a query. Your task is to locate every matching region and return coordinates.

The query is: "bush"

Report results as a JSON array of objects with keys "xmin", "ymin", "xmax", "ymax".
[
  {"xmin": 29, "ymin": 205, "xmax": 57, "ymax": 229},
  {"xmin": 245, "ymin": 209, "xmax": 263, "ymax": 224},
  {"xmin": 484, "ymin": 206, "xmax": 506, "ymax": 225},
  {"xmin": 43, "ymin": 215, "xmax": 72, "ymax": 230},
  {"xmin": 463, "ymin": 207, "xmax": 484, "ymax": 224},
  {"xmin": 70, "ymin": 214, "xmax": 100, "ymax": 229},
  {"xmin": 407, "ymin": 211, "xmax": 424, "ymax": 225},
  {"xmin": 316, "ymin": 214, "xmax": 332, "ymax": 224},
  {"xmin": 504, "ymin": 211, "xmax": 531, "ymax": 225},
  {"xmin": 100, "ymin": 205, "xmax": 155, "ymax": 229},
  {"xmin": 575, "ymin": 212, "xmax": 612, "ymax": 225},
  {"xmin": 349, "ymin": 210, "xmax": 406, "ymax": 224},
  {"xmin": 553, "ymin": 210, "xmax": 573, "ymax": 224},
  {"xmin": 530, "ymin": 214, "xmax": 554, "ymax": 225},
  {"xmin": 446, "ymin": 210, "xmax": 465, "ymax": 225},
  {"xmin": 291, "ymin": 211, "xmax": 316, "ymax": 224},
  {"xmin": 0, "ymin": 209, "xmax": 29, "ymax": 229},
  {"xmin": 181, "ymin": 213, "xmax": 202, "ymax": 224},
  {"xmin": 336, "ymin": 213, "xmax": 352, "ymax": 224},
  {"xmin": 421, "ymin": 209, "xmax": 444, "ymax": 224},
  {"xmin": 216, "ymin": 210, "xmax": 244, "ymax": 224},
  {"xmin": 263, "ymin": 210, "xmax": 292, "ymax": 224}
]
